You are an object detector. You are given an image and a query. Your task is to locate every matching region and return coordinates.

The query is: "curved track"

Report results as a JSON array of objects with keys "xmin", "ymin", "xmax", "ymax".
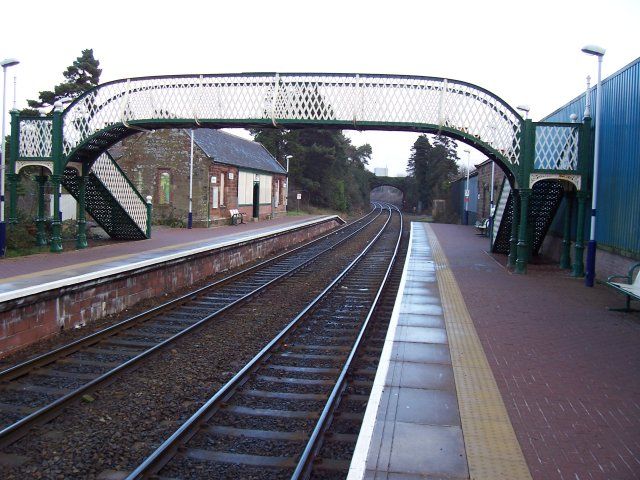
[
  {"xmin": 126, "ymin": 204, "xmax": 403, "ymax": 479},
  {"xmin": 0, "ymin": 205, "xmax": 385, "ymax": 448}
]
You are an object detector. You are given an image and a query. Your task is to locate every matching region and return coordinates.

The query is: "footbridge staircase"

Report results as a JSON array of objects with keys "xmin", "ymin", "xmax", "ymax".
[
  {"xmin": 491, "ymin": 179, "xmax": 565, "ymax": 256},
  {"xmin": 62, "ymin": 153, "xmax": 148, "ymax": 240}
]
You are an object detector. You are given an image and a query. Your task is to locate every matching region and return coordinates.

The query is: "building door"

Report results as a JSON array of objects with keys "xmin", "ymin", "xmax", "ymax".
[{"xmin": 252, "ymin": 181, "xmax": 260, "ymax": 218}]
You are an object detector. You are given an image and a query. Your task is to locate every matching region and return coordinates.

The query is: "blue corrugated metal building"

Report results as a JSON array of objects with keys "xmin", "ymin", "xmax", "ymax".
[{"xmin": 545, "ymin": 57, "xmax": 640, "ymax": 259}]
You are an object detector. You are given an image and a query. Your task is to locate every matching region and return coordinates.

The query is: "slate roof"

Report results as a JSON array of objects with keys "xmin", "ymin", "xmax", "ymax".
[{"xmin": 192, "ymin": 129, "xmax": 287, "ymax": 175}]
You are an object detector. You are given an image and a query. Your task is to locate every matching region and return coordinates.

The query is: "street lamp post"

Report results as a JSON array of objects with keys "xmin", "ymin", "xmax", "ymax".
[
  {"xmin": 188, "ymin": 130, "xmax": 194, "ymax": 229},
  {"xmin": 516, "ymin": 104, "xmax": 530, "ymax": 120},
  {"xmin": 284, "ymin": 155, "xmax": 292, "ymax": 212},
  {"xmin": 463, "ymin": 149, "xmax": 470, "ymax": 225},
  {"xmin": 582, "ymin": 44, "xmax": 606, "ymax": 287},
  {"xmin": 0, "ymin": 58, "xmax": 19, "ymax": 257}
]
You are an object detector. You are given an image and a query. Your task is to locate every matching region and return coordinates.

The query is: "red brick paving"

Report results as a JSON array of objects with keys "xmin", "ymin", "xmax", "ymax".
[
  {"xmin": 431, "ymin": 223, "xmax": 640, "ymax": 480},
  {"xmin": 0, "ymin": 216, "xmax": 316, "ymax": 280}
]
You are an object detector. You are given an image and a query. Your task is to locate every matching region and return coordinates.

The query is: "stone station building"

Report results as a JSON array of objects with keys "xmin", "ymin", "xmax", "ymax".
[{"xmin": 112, "ymin": 129, "xmax": 288, "ymax": 226}]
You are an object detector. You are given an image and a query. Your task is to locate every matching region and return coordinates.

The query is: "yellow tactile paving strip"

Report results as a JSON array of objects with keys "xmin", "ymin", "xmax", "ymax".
[{"xmin": 425, "ymin": 223, "xmax": 532, "ymax": 480}]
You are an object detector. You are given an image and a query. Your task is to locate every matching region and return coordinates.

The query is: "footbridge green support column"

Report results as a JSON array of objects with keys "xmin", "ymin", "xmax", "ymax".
[
  {"xmin": 515, "ymin": 189, "xmax": 532, "ymax": 274},
  {"xmin": 571, "ymin": 190, "xmax": 588, "ymax": 277},
  {"xmin": 50, "ymin": 104, "xmax": 64, "ymax": 253},
  {"xmin": 507, "ymin": 189, "xmax": 519, "ymax": 268},
  {"xmin": 76, "ymin": 163, "xmax": 88, "ymax": 249},
  {"xmin": 559, "ymin": 190, "xmax": 574, "ymax": 269},
  {"xmin": 8, "ymin": 110, "xmax": 20, "ymax": 225},
  {"xmin": 35, "ymin": 174, "xmax": 48, "ymax": 246},
  {"xmin": 514, "ymin": 119, "xmax": 534, "ymax": 274},
  {"xmin": 571, "ymin": 117, "xmax": 591, "ymax": 278},
  {"xmin": 146, "ymin": 196, "xmax": 152, "ymax": 238}
]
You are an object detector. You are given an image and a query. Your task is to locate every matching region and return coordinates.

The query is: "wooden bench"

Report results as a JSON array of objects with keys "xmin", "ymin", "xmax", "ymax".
[
  {"xmin": 474, "ymin": 218, "xmax": 489, "ymax": 236},
  {"xmin": 605, "ymin": 262, "xmax": 640, "ymax": 312},
  {"xmin": 229, "ymin": 209, "xmax": 245, "ymax": 225}
]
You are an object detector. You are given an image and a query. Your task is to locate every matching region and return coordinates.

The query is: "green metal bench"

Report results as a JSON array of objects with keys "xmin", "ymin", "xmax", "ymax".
[{"xmin": 605, "ymin": 262, "xmax": 640, "ymax": 312}]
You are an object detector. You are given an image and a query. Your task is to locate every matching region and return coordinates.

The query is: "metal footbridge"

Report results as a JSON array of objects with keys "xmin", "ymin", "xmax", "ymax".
[{"xmin": 8, "ymin": 72, "xmax": 593, "ymax": 273}]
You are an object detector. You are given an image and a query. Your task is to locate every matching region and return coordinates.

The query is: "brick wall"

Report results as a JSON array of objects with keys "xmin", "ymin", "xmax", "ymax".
[
  {"xmin": 540, "ymin": 234, "xmax": 639, "ymax": 281},
  {"xmin": 0, "ymin": 218, "xmax": 342, "ymax": 358}
]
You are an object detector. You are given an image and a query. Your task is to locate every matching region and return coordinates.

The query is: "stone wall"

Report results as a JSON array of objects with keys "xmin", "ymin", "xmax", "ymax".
[
  {"xmin": 116, "ymin": 130, "xmax": 211, "ymax": 226},
  {"xmin": 0, "ymin": 218, "xmax": 342, "ymax": 358}
]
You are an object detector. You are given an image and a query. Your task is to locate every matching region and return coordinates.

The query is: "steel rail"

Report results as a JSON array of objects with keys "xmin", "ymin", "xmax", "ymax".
[
  {"xmin": 0, "ymin": 206, "xmax": 383, "ymax": 448},
  {"xmin": 292, "ymin": 205, "xmax": 403, "ymax": 479},
  {"xmin": 0, "ymin": 207, "xmax": 375, "ymax": 383},
  {"xmin": 124, "ymin": 205, "xmax": 396, "ymax": 479}
]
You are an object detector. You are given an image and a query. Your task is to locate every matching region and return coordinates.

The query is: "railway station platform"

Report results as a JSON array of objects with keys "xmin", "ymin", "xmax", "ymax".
[
  {"xmin": 349, "ymin": 222, "xmax": 640, "ymax": 480},
  {"xmin": 0, "ymin": 214, "xmax": 343, "ymax": 356}
]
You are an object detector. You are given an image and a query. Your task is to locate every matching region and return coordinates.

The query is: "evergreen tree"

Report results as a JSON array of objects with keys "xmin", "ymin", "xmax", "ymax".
[
  {"xmin": 407, "ymin": 134, "xmax": 459, "ymax": 212},
  {"xmin": 25, "ymin": 49, "xmax": 101, "ymax": 114},
  {"xmin": 252, "ymin": 127, "xmax": 374, "ymax": 213}
]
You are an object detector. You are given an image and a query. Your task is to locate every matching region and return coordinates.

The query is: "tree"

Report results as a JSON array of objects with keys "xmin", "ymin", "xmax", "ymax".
[
  {"xmin": 407, "ymin": 134, "xmax": 459, "ymax": 212},
  {"xmin": 25, "ymin": 49, "xmax": 101, "ymax": 114},
  {"xmin": 252, "ymin": 127, "xmax": 374, "ymax": 213}
]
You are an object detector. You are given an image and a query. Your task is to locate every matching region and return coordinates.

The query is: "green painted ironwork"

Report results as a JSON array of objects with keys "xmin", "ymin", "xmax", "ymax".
[
  {"xmin": 572, "ymin": 190, "xmax": 588, "ymax": 277},
  {"xmin": 35, "ymin": 174, "xmax": 48, "ymax": 246},
  {"xmin": 8, "ymin": 72, "xmax": 598, "ymax": 273},
  {"xmin": 62, "ymin": 165, "xmax": 146, "ymax": 240},
  {"xmin": 560, "ymin": 190, "xmax": 573, "ymax": 269},
  {"xmin": 146, "ymin": 198, "xmax": 152, "ymax": 239},
  {"xmin": 76, "ymin": 163, "xmax": 89, "ymax": 249},
  {"xmin": 50, "ymin": 108, "xmax": 63, "ymax": 253},
  {"xmin": 8, "ymin": 111, "xmax": 20, "ymax": 224}
]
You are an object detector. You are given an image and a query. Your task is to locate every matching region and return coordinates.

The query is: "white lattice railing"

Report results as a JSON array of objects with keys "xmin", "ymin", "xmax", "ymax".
[
  {"xmin": 534, "ymin": 124, "xmax": 580, "ymax": 171},
  {"xmin": 50, "ymin": 73, "xmax": 521, "ymax": 165},
  {"xmin": 18, "ymin": 118, "xmax": 52, "ymax": 158},
  {"xmin": 91, "ymin": 153, "xmax": 147, "ymax": 233}
]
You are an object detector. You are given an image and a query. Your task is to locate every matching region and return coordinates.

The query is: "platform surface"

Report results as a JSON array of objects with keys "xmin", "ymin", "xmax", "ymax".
[
  {"xmin": 0, "ymin": 215, "xmax": 332, "ymax": 302},
  {"xmin": 350, "ymin": 222, "xmax": 640, "ymax": 480}
]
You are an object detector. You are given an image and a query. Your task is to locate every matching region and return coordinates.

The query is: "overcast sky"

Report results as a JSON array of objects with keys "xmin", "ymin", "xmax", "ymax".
[{"xmin": 3, "ymin": 0, "xmax": 639, "ymax": 176}]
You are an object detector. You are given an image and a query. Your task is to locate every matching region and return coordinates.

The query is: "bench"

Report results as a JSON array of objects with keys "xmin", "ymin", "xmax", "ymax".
[
  {"xmin": 605, "ymin": 262, "xmax": 640, "ymax": 312},
  {"xmin": 474, "ymin": 218, "xmax": 489, "ymax": 236},
  {"xmin": 229, "ymin": 209, "xmax": 245, "ymax": 226}
]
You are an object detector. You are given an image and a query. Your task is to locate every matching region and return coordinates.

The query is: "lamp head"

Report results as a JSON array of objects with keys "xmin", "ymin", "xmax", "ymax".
[
  {"xmin": 581, "ymin": 44, "xmax": 606, "ymax": 57},
  {"xmin": 0, "ymin": 58, "xmax": 19, "ymax": 68},
  {"xmin": 516, "ymin": 104, "xmax": 530, "ymax": 113}
]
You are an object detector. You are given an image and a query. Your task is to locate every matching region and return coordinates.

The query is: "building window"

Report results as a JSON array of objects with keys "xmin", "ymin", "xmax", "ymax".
[{"xmin": 158, "ymin": 170, "xmax": 171, "ymax": 204}]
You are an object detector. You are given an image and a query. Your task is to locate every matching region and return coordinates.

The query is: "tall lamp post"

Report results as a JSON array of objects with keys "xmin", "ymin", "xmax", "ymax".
[
  {"xmin": 582, "ymin": 44, "xmax": 605, "ymax": 287},
  {"xmin": 284, "ymin": 155, "xmax": 292, "ymax": 211},
  {"xmin": 516, "ymin": 104, "xmax": 530, "ymax": 120},
  {"xmin": 463, "ymin": 149, "xmax": 470, "ymax": 225},
  {"xmin": 0, "ymin": 58, "xmax": 19, "ymax": 257},
  {"xmin": 188, "ymin": 130, "xmax": 194, "ymax": 229}
]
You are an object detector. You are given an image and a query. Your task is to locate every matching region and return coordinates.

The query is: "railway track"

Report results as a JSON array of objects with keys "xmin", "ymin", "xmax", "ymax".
[
  {"xmin": 310, "ymin": 215, "xmax": 410, "ymax": 479},
  {"xmin": 0, "ymin": 205, "xmax": 385, "ymax": 449},
  {"xmin": 125, "ymin": 204, "xmax": 403, "ymax": 479}
]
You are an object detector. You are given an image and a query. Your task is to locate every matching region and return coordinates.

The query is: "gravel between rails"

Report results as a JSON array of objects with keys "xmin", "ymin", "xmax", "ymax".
[
  {"xmin": 308, "ymin": 218, "xmax": 410, "ymax": 479},
  {"xmin": 0, "ymin": 215, "xmax": 386, "ymax": 480}
]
